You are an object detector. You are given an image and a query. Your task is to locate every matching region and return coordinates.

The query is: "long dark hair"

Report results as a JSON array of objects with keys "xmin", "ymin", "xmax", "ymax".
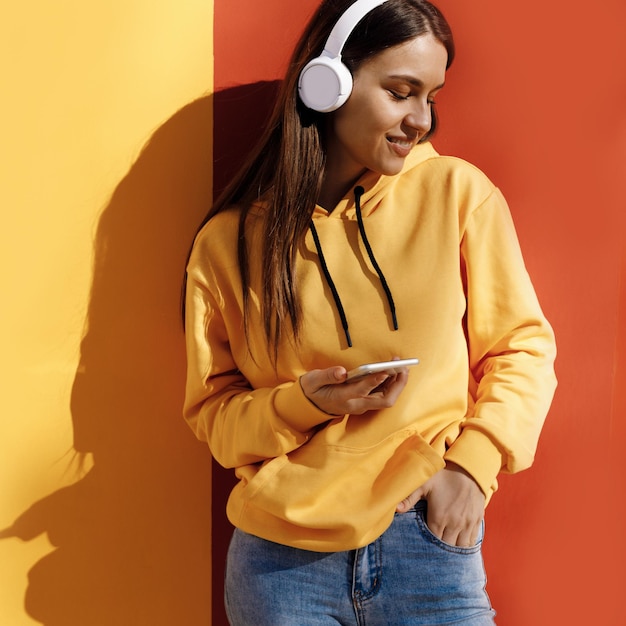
[{"xmin": 189, "ymin": 0, "xmax": 454, "ymax": 358}]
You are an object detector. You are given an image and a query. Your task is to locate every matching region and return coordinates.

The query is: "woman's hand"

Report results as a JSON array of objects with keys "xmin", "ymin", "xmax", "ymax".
[
  {"xmin": 396, "ymin": 462, "xmax": 486, "ymax": 547},
  {"xmin": 299, "ymin": 362, "xmax": 409, "ymax": 416}
]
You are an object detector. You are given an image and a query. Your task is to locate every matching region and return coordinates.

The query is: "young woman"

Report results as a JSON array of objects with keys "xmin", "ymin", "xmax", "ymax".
[{"xmin": 183, "ymin": 0, "xmax": 557, "ymax": 623}]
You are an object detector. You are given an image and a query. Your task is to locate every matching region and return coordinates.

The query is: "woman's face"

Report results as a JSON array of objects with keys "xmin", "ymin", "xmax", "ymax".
[{"xmin": 325, "ymin": 34, "xmax": 448, "ymax": 186}]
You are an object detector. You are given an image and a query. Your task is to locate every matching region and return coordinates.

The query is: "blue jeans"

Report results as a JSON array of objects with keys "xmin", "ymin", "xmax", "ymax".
[{"xmin": 225, "ymin": 501, "xmax": 496, "ymax": 625}]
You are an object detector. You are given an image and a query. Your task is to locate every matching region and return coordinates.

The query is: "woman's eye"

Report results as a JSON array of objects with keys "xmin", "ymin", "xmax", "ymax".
[{"xmin": 388, "ymin": 90, "xmax": 410, "ymax": 101}]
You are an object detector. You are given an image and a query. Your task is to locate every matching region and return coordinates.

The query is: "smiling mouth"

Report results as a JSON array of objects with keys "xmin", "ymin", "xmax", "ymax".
[
  {"xmin": 386, "ymin": 136, "xmax": 415, "ymax": 157},
  {"xmin": 386, "ymin": 137, "xmax": 413, "ymax": 149}
]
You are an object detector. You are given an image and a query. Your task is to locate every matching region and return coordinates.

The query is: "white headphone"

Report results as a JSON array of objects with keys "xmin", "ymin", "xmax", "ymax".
[{"xmin": 298, "ymin": 0, "xmax": 390, "ymax": 113}]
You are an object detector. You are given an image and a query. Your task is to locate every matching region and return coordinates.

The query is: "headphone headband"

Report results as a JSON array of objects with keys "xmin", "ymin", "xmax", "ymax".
[
  {"xmin": 323, "ymin": 0, "xmax": 390, "ymax": 59},
  {"xmin": 298, "ymin": 0, "xmax": 390, "ymax": 112}
]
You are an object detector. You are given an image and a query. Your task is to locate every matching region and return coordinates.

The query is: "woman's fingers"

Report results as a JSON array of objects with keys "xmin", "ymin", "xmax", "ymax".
[
  {"xmin": 396, "ymin": 463, "xmax": 485, "ymax": 547},
  {"xmin": 300, "ymin": 365, "xmax": 410, "ymax": 416}
]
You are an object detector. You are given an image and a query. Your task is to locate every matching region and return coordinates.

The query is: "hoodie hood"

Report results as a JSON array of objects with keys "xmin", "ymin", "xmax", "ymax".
[
  {"xmin": 246, "ymin": 141, "xmax": 441, "ymax": 348},
  {"xmin": 305, "ymin": 140, "xmax": 441, "ymax": 348},
  {"xmin": 312, "ymin": 141, "xmax": 440, "ymax": 219},
  {"xmin": 309, "ymin": 142, "xmax": 440, "ymax": 347}
]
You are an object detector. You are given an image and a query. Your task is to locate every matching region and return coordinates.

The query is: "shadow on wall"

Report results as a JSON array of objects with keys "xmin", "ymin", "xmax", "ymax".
[{"xmin": 0, "ymin": 82, "xmax": 279, "ymax": 626}]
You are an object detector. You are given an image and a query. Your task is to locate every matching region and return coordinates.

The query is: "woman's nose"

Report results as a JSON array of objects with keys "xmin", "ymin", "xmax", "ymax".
[{"xmin": 404, "ymin": 101, "xmax": 432, "ymax": 137}]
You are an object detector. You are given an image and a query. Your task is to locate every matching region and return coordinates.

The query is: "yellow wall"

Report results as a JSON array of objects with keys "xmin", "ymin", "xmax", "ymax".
[{"xmin": 0, "ymin": 2, "xmax": 214, "ymax": 624}]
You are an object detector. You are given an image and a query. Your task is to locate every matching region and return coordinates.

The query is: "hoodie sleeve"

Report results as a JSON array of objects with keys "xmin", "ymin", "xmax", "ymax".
[
  {"xmin": 444, "ymin": 187, "xmax": 557, "ymax": 497},
  {"xmin": 183, "ymin": 252, "xmax": 331, "ymax": 470}
]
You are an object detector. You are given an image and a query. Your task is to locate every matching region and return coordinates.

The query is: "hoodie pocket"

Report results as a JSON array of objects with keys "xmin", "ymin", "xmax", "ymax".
[{"xmin": 238, "ymin": 427, "xmax": 446, "ymax": 547}]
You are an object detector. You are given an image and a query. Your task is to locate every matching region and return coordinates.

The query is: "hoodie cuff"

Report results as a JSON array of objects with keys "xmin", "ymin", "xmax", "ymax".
[
  {"xmin": 444, "ymin": 429, "xmax": 503, "ymax": 499},
  {"xmin": 273, "ymin": 379, "xmax": 335, "ymax": 433}
]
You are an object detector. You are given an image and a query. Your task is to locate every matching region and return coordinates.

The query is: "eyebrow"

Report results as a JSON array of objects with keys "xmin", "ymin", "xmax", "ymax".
[{"xmin": 388, "ymin": 74, "xmax": 446, "ymax": 91}]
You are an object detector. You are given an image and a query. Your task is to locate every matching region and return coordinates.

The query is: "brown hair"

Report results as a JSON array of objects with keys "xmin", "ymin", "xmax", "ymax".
[{"xmin": 190, "ymin": 0, "xmax": 454, "ymax": 359}]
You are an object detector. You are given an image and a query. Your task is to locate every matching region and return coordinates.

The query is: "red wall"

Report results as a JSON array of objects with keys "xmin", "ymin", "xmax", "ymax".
[{"xmin": 213, "ymin": 1, "xmax": 626, "ymax": 624}]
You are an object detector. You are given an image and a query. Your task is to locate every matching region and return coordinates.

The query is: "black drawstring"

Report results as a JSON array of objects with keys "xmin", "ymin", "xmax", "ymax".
[
  {"xmin": 310, "ymin": 220, "xmax": 353, "ymax": 348},
  {"xmin": 354, "ymin": 186, "xmax": 398, "ymax": 331},
  {"xmin": 310, "ymin": 186, "xmax": 399, "ymax": 348}
]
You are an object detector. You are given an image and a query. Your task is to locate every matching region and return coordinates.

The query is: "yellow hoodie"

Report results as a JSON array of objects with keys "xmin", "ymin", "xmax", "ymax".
[{"xmin": 184, "ymin": 142, "xmax": 557, "ymax": 551}]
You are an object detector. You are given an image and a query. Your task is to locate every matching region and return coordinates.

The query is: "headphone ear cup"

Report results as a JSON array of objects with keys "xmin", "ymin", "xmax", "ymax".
[{"xmin": 298, "ymin": 56, "xmax": 353, "ymax": 113}]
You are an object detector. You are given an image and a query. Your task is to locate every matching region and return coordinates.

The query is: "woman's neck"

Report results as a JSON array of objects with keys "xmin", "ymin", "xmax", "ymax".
[{"xmin": 318, "ymin": 167, "xmax": 367, "ymax": 211}]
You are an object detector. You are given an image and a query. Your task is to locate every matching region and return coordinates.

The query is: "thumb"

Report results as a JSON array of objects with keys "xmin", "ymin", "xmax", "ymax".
[
  {"xmin": 396, "ymin": 486, "xmax": 424, "ymax": 513},
  {"xmin": 326, "ymin": 365, "xmax": 347, "ymax": 384},
  {"xmin": 301, "ymin": 366, "xmax": 346, "ymax": 395}
]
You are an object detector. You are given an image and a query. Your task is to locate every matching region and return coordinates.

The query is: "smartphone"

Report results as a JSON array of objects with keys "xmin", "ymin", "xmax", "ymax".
[{"xmin": 345, "ymin": 358, "xmax": 419, "ymax": 382}]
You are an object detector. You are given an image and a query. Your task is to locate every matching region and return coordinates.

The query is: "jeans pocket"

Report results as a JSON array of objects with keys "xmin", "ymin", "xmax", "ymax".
[{"xmin": 413, "ymin": 502, "xmax": 484, "ymax": 555}]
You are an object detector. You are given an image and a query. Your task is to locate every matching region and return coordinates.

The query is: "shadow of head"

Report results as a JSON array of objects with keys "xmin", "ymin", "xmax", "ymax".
[{"xmin": 71, "ymin": 80, "xmax": 280, "ymax": 459}]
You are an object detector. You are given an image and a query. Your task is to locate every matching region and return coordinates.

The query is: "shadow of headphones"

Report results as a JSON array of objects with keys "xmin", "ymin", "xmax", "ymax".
[{"xmin": 298, "ymin": 0, "xmax": 390, "ymax": 113}]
